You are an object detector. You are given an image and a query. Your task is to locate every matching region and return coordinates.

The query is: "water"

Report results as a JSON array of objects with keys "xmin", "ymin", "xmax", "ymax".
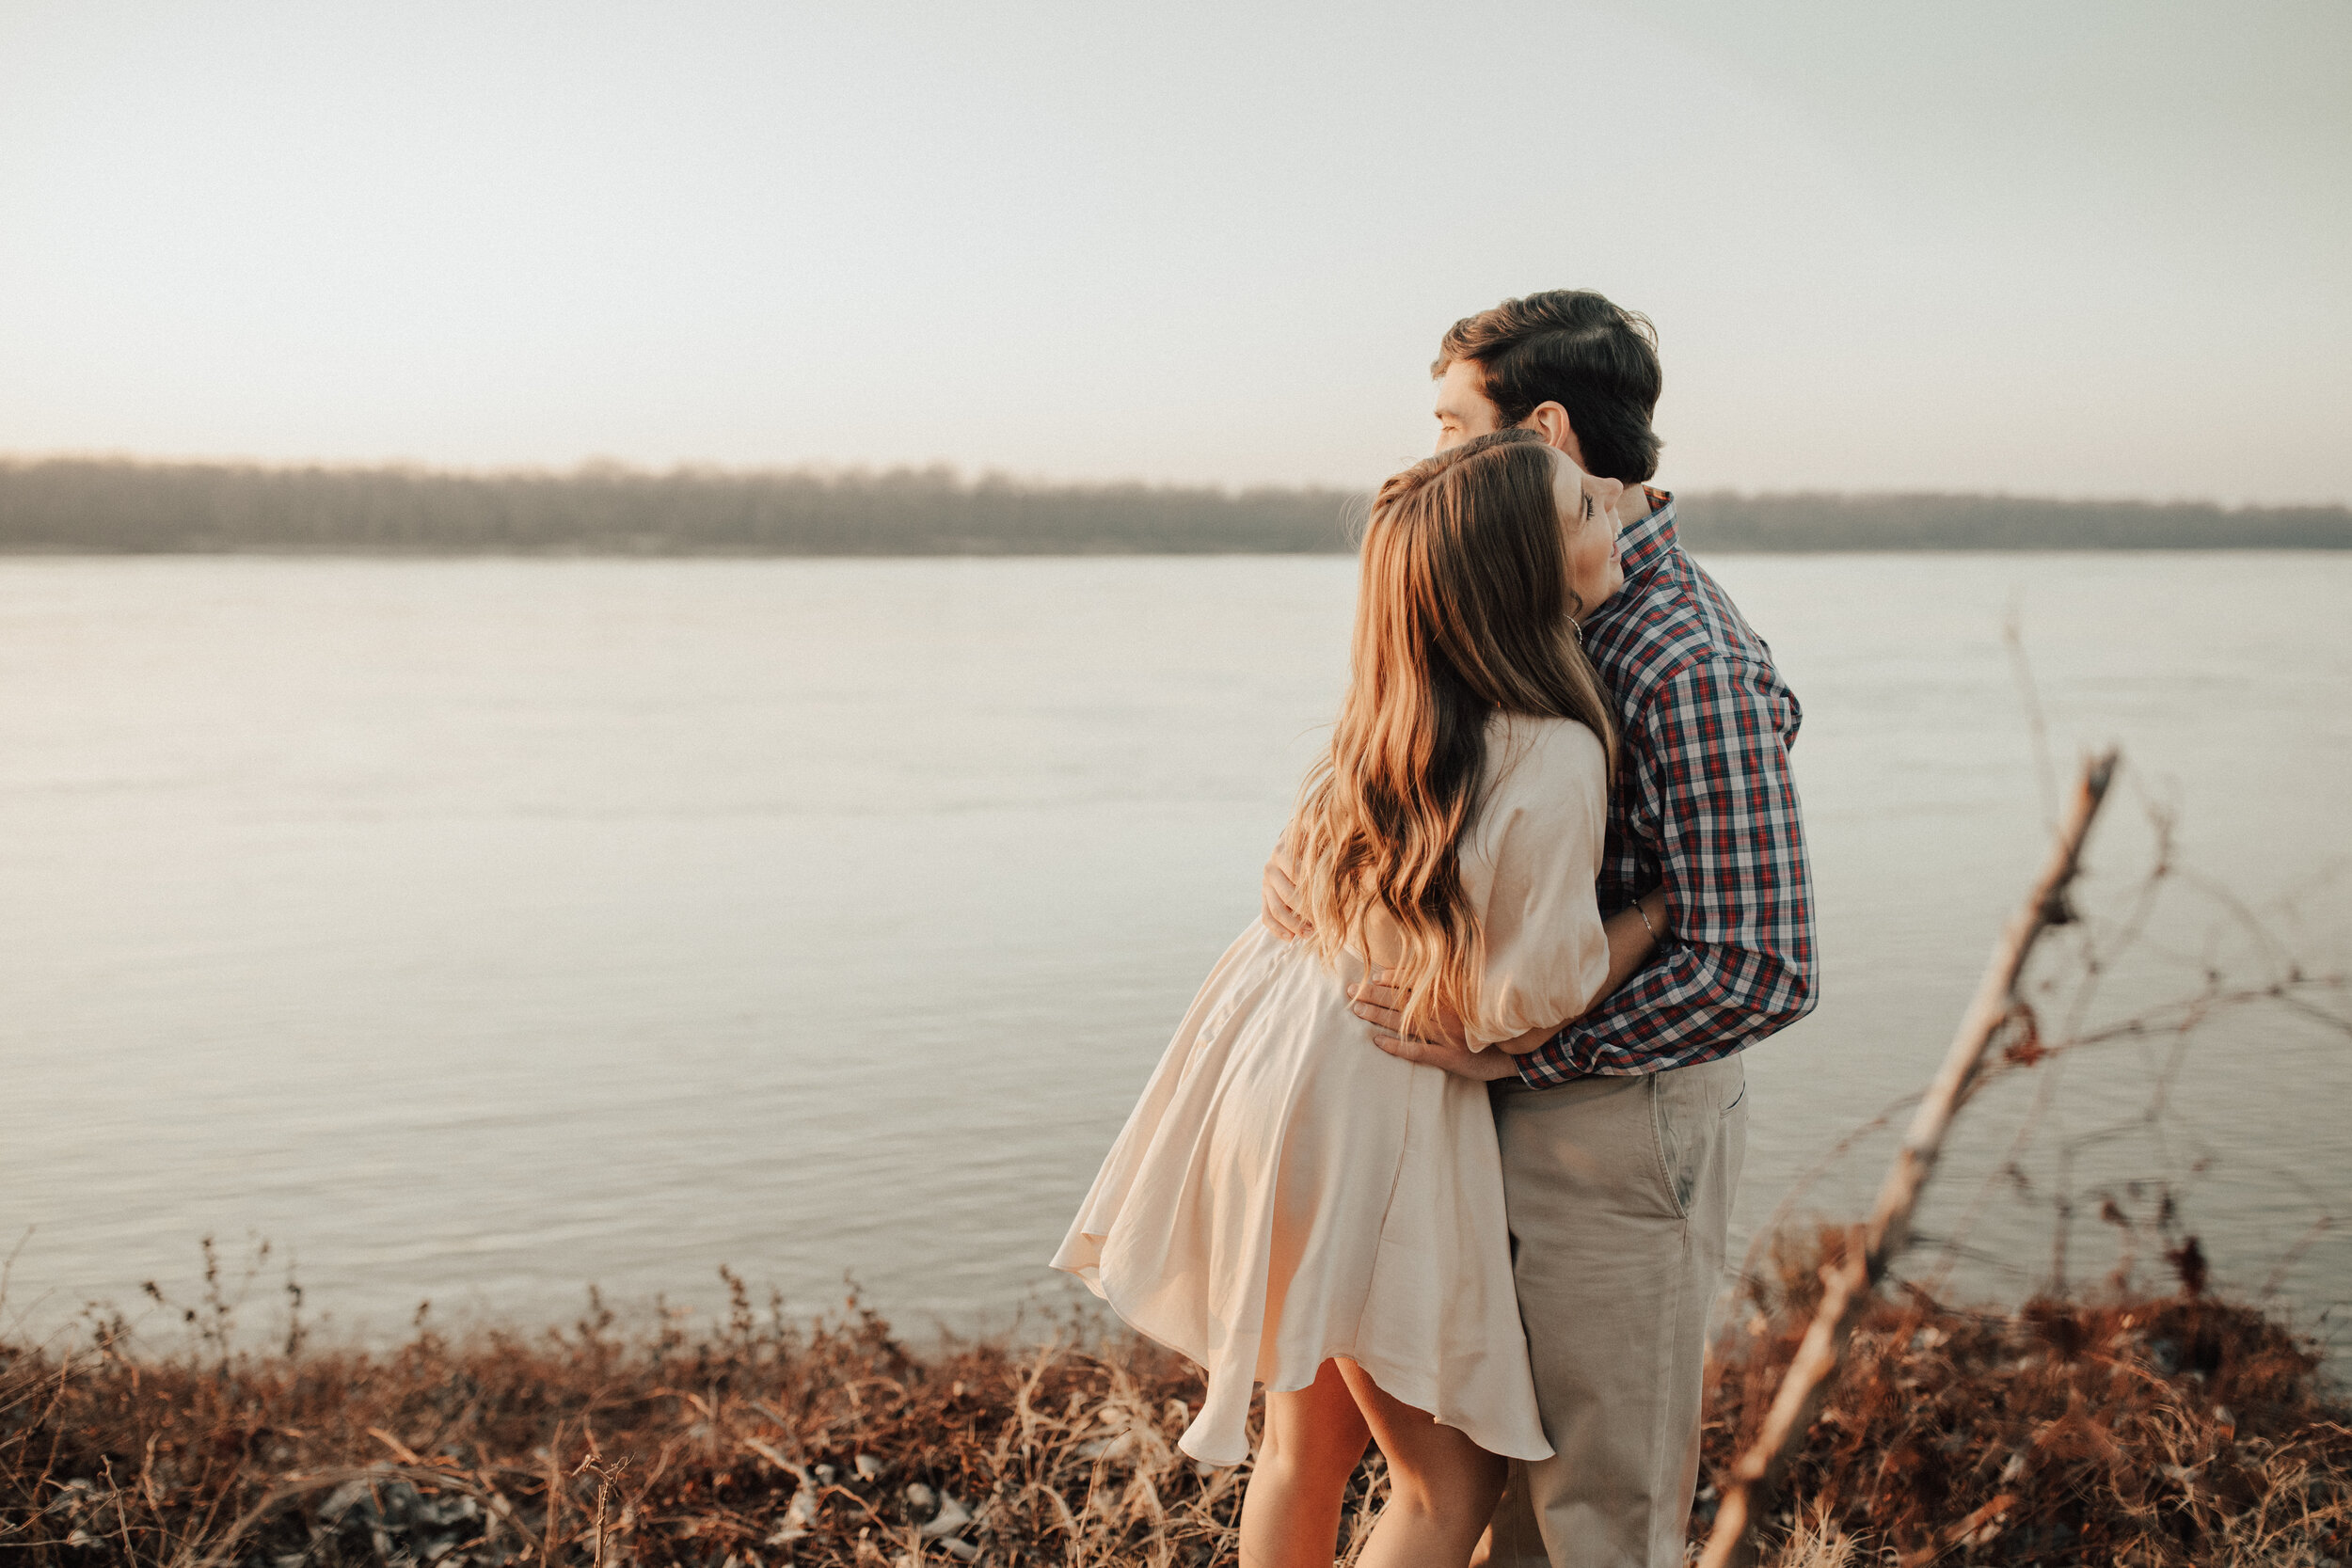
[{"xmin": 3, "ymin": 554, "xmax": 2347, "ymax": 1352}]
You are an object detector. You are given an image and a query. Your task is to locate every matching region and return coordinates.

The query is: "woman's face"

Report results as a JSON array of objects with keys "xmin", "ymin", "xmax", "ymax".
[{"xmin": 1550, "ymin": 450, "xmax": 1627, "ymax": 620}]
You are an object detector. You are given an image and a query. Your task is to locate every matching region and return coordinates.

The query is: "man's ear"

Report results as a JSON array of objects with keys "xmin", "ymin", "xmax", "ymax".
[{"xmin": 1520, "ymin": 403, "xmax": 1587, "ymax": 469}]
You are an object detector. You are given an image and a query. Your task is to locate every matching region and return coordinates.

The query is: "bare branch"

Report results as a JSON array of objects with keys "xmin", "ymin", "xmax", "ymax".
[{"xmin": 1698, "ymin": 749, "xmax": 2119, "ymax": 1568}]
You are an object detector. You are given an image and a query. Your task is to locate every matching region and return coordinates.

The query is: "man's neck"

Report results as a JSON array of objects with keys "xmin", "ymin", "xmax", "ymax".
[
  {"xmin": 1609, "ymin": 486, "xmax": 1679, "ymax": 592},
  {"xmin": 1614, "ymin": 483, "xmax": 1654, "ymax": 531}
]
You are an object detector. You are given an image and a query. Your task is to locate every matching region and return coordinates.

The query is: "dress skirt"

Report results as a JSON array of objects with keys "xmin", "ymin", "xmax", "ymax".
[{"xmin": 1051, "ymin": 922, "xmax": 1552, "ymax": 1467}]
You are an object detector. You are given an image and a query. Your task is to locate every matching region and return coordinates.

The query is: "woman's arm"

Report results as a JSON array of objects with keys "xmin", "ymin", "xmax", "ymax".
[{"xmin": 1596, "ymin": 886, "xmax": 1670, "ymax": 1010}]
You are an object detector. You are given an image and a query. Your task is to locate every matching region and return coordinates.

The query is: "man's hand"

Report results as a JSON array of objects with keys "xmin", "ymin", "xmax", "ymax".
[
  {"xmin": 1348, "ymin": 973, "xmax": 1469, "ymax": 1051},
  {"xmin": 1348, "ymin": 973, "xmax": 1545, "ymax": 1083},
  {"xmin": 1348, "ymin": 887, "xmax": 1670, "ymax": 1084},
  {"xmin": 1366, "ymin": 1028, "xmax": 1524, "ymax": 1081},
  {"xmin": 1261, "ymin": 838, "xmax": 1311, "ymax": 941}
]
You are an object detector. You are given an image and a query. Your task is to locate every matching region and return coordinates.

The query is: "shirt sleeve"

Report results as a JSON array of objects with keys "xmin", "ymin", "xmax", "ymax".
[
  {"xmin": 1514, "ymin": 655, "xmax": 1818, "ymax": 1084},
  {"xmin": 1463, "ymin": 721, "xmax": 1613, "ymax": 1049}
]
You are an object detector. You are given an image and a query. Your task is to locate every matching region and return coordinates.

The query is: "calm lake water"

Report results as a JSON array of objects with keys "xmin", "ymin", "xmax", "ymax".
[{"xmin": 4, "ymin": 554, "xmax": 2348, "ymax": 1353}]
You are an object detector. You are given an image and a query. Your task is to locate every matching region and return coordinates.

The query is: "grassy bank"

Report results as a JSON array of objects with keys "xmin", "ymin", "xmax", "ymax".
[{"xmin": 4, "ymin": 1243, "xmax": 2344, "ymax": 1568}]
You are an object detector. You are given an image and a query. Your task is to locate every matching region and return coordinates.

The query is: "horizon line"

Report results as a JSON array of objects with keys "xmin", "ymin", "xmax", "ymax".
[{"xmin": 3, "ymin": 451, "xmax": 2345, "ymax": 515}]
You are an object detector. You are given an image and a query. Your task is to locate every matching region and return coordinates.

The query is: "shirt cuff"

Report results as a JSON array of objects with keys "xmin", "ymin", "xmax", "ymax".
[{"xmin": 1516, "ymin": 1027, "xmax": 1589, "ymax": 1088}]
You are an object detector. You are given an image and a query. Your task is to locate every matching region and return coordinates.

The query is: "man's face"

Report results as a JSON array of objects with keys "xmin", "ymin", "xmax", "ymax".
[{"xmin": 1432, "ymin": 357, "xmax": 1506, "ymax": 451}]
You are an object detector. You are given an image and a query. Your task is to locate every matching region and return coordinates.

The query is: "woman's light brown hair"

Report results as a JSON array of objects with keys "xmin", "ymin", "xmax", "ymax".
[{"xmin": 1290, "ymin": 429, "xmax": 1618, "ymax": 1041}]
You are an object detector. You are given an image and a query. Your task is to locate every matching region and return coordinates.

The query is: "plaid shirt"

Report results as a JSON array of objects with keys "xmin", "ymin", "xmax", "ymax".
[{"xmin": 1516, "ymin": 490, "xmax": 1818, "ymax": 1086}]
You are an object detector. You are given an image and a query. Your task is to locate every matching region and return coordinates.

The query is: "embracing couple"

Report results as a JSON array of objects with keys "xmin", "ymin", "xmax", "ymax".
[{"xmin": 1055, "ymin": 291, "xmax": 1817, "ymax": 1568}]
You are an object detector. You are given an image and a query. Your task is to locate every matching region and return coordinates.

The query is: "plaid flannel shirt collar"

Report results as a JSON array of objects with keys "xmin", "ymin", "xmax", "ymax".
[{"xmin": 1607, "ymin": 487, "xmax": 1678, "ymax": 595}]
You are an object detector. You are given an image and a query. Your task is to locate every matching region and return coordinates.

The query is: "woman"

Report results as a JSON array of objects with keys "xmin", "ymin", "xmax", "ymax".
[{"xmin": 1053, "ymin": 429, "xmax": 1661, "ymax": 1567}]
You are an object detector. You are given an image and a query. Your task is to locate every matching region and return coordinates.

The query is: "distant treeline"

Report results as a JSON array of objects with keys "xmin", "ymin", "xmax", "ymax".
[
  {"xmin": 1677, "ymin": 491, "xmax": 2352, "ymax": 551},
  {"xmin": 2, "ymin": 457, "xmax": 2344, "ymax": 555}
]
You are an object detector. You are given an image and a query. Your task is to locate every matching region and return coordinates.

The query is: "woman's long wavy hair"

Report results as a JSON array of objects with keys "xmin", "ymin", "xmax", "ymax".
[{"xmin": 1291, "ymin": 429, "xmax": 1619, "ymax": 1041}]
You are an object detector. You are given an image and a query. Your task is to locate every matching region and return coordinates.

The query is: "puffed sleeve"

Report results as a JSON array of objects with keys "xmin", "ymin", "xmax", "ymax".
[{"xmin": 1461, "ymin": 718, "xmax": 1613, "ymax": 1050}]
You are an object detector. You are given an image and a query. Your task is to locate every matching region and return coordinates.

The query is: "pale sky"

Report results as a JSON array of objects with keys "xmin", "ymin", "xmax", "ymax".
[{"xmin": 3, "ymin": 0, "xmax": 2345, "ymax": 503}]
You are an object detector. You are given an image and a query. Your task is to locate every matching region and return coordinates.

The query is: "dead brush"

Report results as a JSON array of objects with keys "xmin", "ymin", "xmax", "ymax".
[{"xmin": 1702, "ymin": 1225, "xmax": 2352, "ymax": 1565}]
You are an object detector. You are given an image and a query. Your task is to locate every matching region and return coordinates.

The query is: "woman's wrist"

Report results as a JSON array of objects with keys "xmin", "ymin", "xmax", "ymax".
[{"xmin": 1633, "ymin": 895, "xmax": 1664, "ymax": 943}]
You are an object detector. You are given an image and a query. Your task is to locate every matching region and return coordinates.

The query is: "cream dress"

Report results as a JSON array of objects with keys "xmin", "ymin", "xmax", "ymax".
[{"xmin": 1052, "ymin": 713, "xmax": 1612, "ymax": 1467}]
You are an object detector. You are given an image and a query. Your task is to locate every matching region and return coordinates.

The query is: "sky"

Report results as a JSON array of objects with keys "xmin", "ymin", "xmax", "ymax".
[{"xmin": 1, "ymin": 0, "xmax": 2345, "ymax": 503}]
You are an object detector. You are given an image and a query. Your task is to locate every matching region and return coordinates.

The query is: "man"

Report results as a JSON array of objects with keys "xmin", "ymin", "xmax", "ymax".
[{"xmin": 1262, "ymin": 290, "xmax": 1817, "ymax": 1567}]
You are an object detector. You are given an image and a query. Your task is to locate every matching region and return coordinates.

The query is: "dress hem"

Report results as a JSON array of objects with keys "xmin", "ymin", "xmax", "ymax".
[{"xmin": 1050, "ymin": 1250, "xmax": 1554, "ymax": 1469}]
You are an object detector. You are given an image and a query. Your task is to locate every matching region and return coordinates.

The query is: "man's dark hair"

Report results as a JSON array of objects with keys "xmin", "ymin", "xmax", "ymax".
[{"xmin": 1435, "ymin": 291, "xmax": 1663, "ymax": 483}]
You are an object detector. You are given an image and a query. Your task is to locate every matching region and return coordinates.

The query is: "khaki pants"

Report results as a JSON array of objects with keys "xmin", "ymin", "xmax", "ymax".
[{"xmin": 1480, "ymin": 1053, "xmax": 1748, "ymax": 1568}]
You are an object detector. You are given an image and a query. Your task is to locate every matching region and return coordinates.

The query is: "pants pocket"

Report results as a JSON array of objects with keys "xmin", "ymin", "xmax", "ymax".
[
  {"xmin": 1653, "ymin": 1058, "xmax": 1739, "ymax": 1221},
  {"xmin": 1650, "ymin": 1075, "xmax": 1694, "ymax": 1220}
]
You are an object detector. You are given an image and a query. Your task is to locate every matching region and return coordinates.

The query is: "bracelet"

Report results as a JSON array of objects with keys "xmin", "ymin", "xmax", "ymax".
[{"xmin": 1634, "ymin": 902, "xmax": 1662, "ymax": 942}]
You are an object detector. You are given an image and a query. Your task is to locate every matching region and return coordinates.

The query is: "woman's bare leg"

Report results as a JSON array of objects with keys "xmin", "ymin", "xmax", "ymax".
[
  {"xmin": 1335, "ymin": 1359, "xmax": 1508, "ymax": 1568},
  {"xmin": 1238, "ymin": 1359, "xmax": 1373, "ymax": 1568}
]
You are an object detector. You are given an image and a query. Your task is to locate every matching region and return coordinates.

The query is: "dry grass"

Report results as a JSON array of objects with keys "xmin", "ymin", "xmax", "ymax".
[
  {"xmin": 0, "ymin": 1258, "xmax": 1371, "ymax": 1568},
  {"xmin": 9, "ymin": 1291, "xmax": 1133, "ymax": 1565},
  {"xmin": 4, "ymin": 1238, "xmax": 2344, "ymax": 1568}
]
